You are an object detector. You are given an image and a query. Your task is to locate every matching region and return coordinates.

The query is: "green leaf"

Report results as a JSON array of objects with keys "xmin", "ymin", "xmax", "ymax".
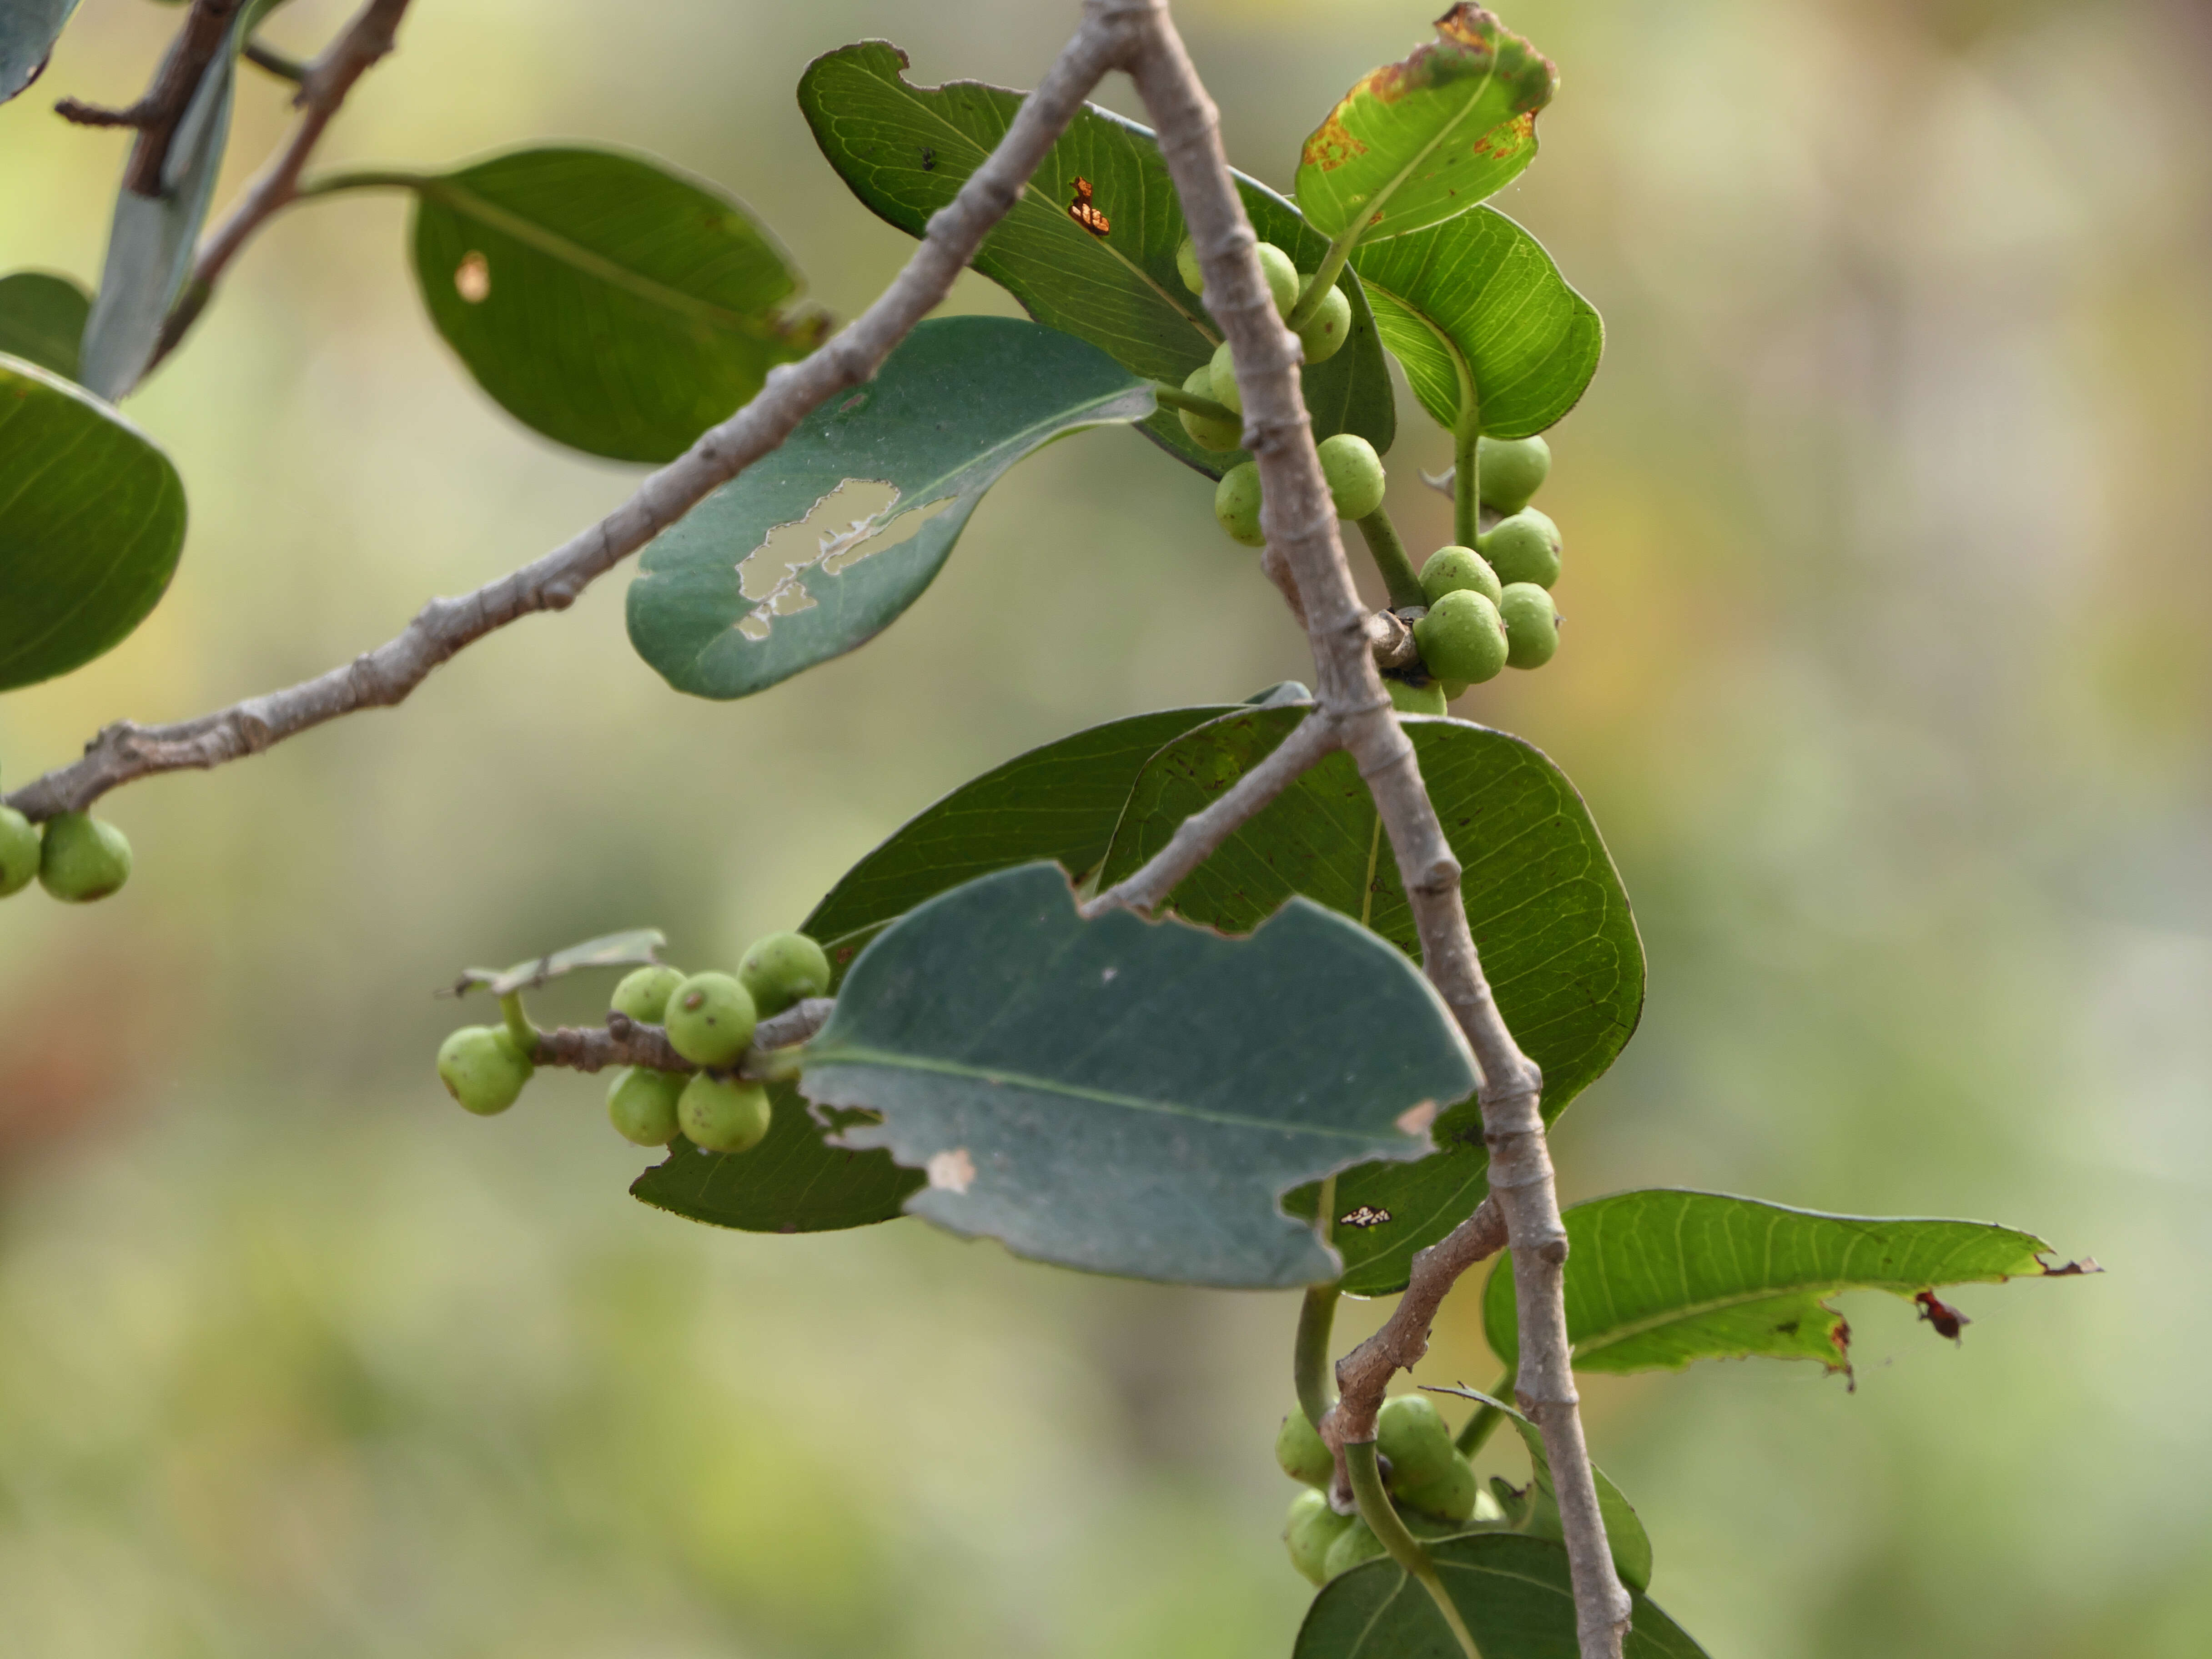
[
  {"xmin": 0, "ymin": 272, "xmax": 90, "ymax": 381},
  {"xmin": 450, "ymin": 928, "xmax": 668, "ymax": 999},
  {"xmin": 1, "ymin": 0, "xmax": 77, "ymax": 104},
  {"xmin": 1351, "ymin": 208, "xmax": 1600, "ymax": 440},
  {"xmin": 1092, "ymin": 709, "xmax": 1643, "ymax": 1294},
  {"xmin": 799, "ymin": 863, "xmax": 1477, "ymax": 1288},
  {"xmin": 797, "ymin": 40, "xmax": 1395, "ymax": 479},
  {"xmin": 409, "ymin": 146, "xmax": 828, "ymax": 463},
  {"xmin": 1294, "ymin": 6, "xmax": 1557, "ymax": 245},
  {"xmin": 0, "ymin": 354, "xmax": 188, "ymax": 691},
  {"xmin": 1438, "ymin": 1389, "xmax": 1651, "ymax": 1593},
  {"xmin": 1296, "ymin": 1533, "xmax": 1708, "ymax": 1659},
  {"xmin": 1483, "ymin": 1189, "xmax": 2070, "ymax": 1376},
  {"xmin": 627, "ymin": 315, "xmax": 1151, "ymax": 701}
]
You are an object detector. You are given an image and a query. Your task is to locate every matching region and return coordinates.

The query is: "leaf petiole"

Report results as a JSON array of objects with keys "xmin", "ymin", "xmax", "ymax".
[
  {"xmin": 1148, "ymin": 377, "xmax": 1236, "ymax": 425},
  {"xmin": 1346, "ymin": 1439, "xmax": 1484, "ymax": 1659},
  {"xmin": 1285, "ymin": 219, "xmax": 1365, "ymax": 333},
  {"xmin": 1355, "ymin": 505, "xmax": 1428, "ymax": 611}
]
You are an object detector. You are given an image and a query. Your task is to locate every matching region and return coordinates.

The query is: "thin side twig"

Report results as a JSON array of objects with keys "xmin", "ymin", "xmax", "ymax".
[
  {"xmin": 530, "ymin": 997, "xmax": 835, "ymax": 1077},
  {"xmin": 55, "ymin": 0, "xmax": 243, "ymax": 194}
]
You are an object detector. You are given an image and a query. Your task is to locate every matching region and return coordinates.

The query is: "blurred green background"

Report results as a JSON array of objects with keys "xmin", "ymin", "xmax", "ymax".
[{"xmin": 4, "ymin": 0, "xmax": 2208, "ymax": 1654}]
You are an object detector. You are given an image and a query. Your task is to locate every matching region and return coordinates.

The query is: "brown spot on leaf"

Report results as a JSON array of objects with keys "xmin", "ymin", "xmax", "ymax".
[
  {"xmin": 2038, "ymin": 1255, "xmax": 2103, "ymax": 1277},
  {"xmin": 1300, "ymin": 109, "xmax": 1368, "ymax": 173}
]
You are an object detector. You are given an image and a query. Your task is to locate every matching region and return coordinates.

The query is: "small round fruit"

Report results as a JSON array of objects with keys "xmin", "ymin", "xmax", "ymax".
[
  {"xmin": 739, "ymin": 930, "xmax": 832, "ymax": 1018},
  {"xmin": 1475, "ymin": 433, "xmax": 1551, "ymax": 515},
  {"xmin": 1413, "ymin": 589, "xmax": 1508, "ymax": 686},
  {"xmin": 679, "ymin": 1073, "xmax": 773, "ymax": 1154},
  {"xmin": 1499, "ymin": 582, "xmax": 1561, "ymax": 669},
  {"xmin": 1275, "ymin": 1408, "xmax": 1333, "ymax": 1487},
  {"xmin": 1321, "ymin": 1517, "xmax": 1387, "ymax": 1580},
  {"xmin": 1395, "ymin": 1449, "xmax": 1480, "ymax": 1523},
  {"xmin": 1176, "ymin": 234, "xmax": 1204, "ymax": 294},
  {"xmin": 37, "ymin": 812, "xmax": 130, "ymax": 903},
  {"xmin": 1215, "ymin": 461, "xmax": 1265, "ymax": 547},
  {"xmin": 1254, "ymin": 241, "xmax": 1300, "ymax": 319},
  {"xmin": 1478, "ymin": 508, "xmax": 1561, "ymax": 588},
  {"xmin": 1207, "ymin": 338, "xmax": 1242, "ymax": 417},
  {"xmin": 607, "ymin": 1066, "xmax": 686, "ymax": 1146},
  {"xmin": 1317, "ymin": 433, "xmax": 1386, "ymax": 521},
  {"xmin": 610, "ymin": 964, "xmax": 686, "ymax": 1026},
  {"xmin": 1376, "ymin": 1395, "xmax": 1456, "ymax": 1483},
  {"xmin": 1388, "ymin": 678, "xmax": 1447, "ymax": 716},
  {"xmin": 1295, "ymin": 274, "xmax": 1352, "ymax": 364},
  {"xmin": 1177, "ymin": 365, "xmax": 1241, "ymax": 451},
  {"xmin": 437, "ymin": 1025, "xmax": 533, "ymax": 1116},
  {"xmin": 0, "ymin": 807, "xmax": 39, "ymax": 897},
  {"xmin": 1284, "ymin": 1489, "xmax": 1355, "ymax": 1586},
  {"xmin": 1419, "ymin": 544, "xmax": 1502, "ymax": 608},
  {"xmin": 663, "ymin": 971, "xmax": 757, "ymax": 1067}
]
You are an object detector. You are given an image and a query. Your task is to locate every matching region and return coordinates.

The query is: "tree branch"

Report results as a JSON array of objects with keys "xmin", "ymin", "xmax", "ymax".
[
  {"xmin": 529, "ymin": 997, "xmax": 834, "ymax": 1078},
  {"xmin": 55, "ymin": 0, "xmax": 243, "ymax": 196}
]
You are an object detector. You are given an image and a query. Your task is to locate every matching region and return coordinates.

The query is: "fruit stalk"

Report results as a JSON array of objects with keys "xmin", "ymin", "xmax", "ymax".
[
  {"xmin": 1354, "ymin": 506, "xmax": 1428, "ymax": 611},
  {"xmin": 1345, "ymin": 1440, "xmax": 1485, "ymax": 1659}
]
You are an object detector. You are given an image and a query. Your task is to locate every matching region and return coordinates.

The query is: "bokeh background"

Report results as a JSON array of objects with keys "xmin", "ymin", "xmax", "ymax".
[{"xmin": 4, "ymin": 0, "xmax": 2208, "ymax": 1654}]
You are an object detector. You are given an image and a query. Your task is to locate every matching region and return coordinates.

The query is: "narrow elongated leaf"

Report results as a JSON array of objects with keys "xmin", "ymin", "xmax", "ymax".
[
  {"xmin": 0, "ymin": 272, "xmax": 90, "ymax": 381},
  {"xmin": 0, "ymin": 0, "xmax": 77, "ymax": 104},
  {"xmin": 1094, "ymin": 709, "xmax": 1642, "ymax": 1294},
  {"xmin": 449, "ymin": 928, "xmax": 668, "ymax": 999},
  {"xmin": 410, "ymin": 146, "xmax": 828, "ymax": 462},
  {"xmin": 1296, "ymin": 1533, "xmax": 1708, "ymax": 1659},
  {"xmin": 1294, "ymin": 6, "xmax": 1556, "ymax": 244},
  {"xmin": 628, "ymin": 316, "xmax": 1150, "ymax": 701},
  {"xmin": 1483, "ymin": 1189, "xmax": 2068, "ymax": 1376},
  {"xmin": 798, "ymin": 40, "xmax": 1395, "ymax": 479},
  {"xmin": 0, "ymin": 355, "xmax": 187, "ymax": 690},
  {"xmin": 799, "ymin": 863, "xmax": 1476, "ymax": 1288},
  {"xmin": 1435, "ymin": 1389, "xmax": 1651, "ymax": 1592},
  {"xmin": 1351, "ymin": 208, "xmax": 1600, "ymax": 440}
]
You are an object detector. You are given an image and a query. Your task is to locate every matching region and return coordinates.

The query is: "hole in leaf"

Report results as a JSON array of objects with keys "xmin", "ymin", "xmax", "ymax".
[{"xmin": 729, "ymin": 479, "xmax": 958, "ymax": 642}]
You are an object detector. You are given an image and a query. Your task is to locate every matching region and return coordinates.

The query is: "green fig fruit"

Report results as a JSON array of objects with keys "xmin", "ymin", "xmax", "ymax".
[
  {"xmin": 1295, "ymin": 274, "xmax": 1352, "ymax": 364},
  {"xmin": 1413, "ymin": 589, "xmax": 1508, "ymax": 686},
  {"xmin": 1377, "ymin": 1394, "xmax": 1456, "ymax": 1481},
  {"xmin": 1388, "ymin": 679, "xmax": 1447, "ymax": 716},
  {"xmin": 663, "ymin": 971, "xmax": 757, "ymax": 1067},
  {"xmin": 1475, "ymin": 433, "xmax": 1551, "ymax": 515},
  {"xmin": 1419, "ymin": 544, "xmax": 1503, "ymax": 608},
  {"xmin": 37, "ymin": 812, "xmax": 131, "ymax": 903},
  {"xmin": 679, "ymin": 1073, "xmax": 773, "ymax": 1154},
  {"xmin": 1395, "ymin": 1449, "xmax": 1481, "ymax": 1524},
  {"xmin": 1285, "ymin": 1489, "xmax": 1355, "ymax": 1586},
  {"xmin": 1208, "ymin": 338, "xmax": 1243, "ymax": 417},
  {"xmin": 1215, "ymin": 461, "xmax": 1265, "ymax": 547},
  {"xmin": 607, "ymin": 1066, "xmax": 686, "ymax": 1146},
  {"xmin": 1499, "ymin": 582, "xmax": 1561, "ymax": 669},
  {"xmin": 1254, "ymin": 241, "xmax": 1301, "ymax": 319},
  {"xmin": 1176, "ymin": 234, "xmax": 1204, "ymax": 295},
  {"xmin": 610, "ymin": 964, "xmax": 686, "ymax": 1026},
  {"xmin": 1275, "ymin": 1408, "xmax": 1334, "ymax": 1487},
  {"xmin": 437, "ymin": 1025, "xmax": 534, "ymax": 1116},
  {"xmin": 739, "ymin": 930, "xmax": 832, "ymax": 1018},
  {"xmin": 1317, "ymin": 433, "xmax": 1386, "ymax": 521},
  {"xmin": 1478, "ymin": 508, "xmax": 1561, "ymax": 588},
  {"xmin": 1322, "ymin": 1516, "xmax": 1388, "ymax": 1580},
  {"xmin": 0, "ymin": 807, "xmax": 39, "ymax": 898},
  {"xmin": 1178, "ymin": 365, "xmax": 1241, "ymax": 451}
]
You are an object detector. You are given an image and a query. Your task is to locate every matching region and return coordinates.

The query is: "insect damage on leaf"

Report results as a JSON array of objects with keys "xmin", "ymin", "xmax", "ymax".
[
  {"xmin": 1915, "ymin": 1290, "xmax": 1970, "ymax": 1344},
  {"xmin": 927, "ymin": 1148, "xmax": 976, "ymax": 1193},
  {"xmin": 731, "ymin": 478, "xmax": 957, "ymax": 640},
  {"xmin": 1066, "ymin": 176, "xmax": 1110, "ymax": 237}
]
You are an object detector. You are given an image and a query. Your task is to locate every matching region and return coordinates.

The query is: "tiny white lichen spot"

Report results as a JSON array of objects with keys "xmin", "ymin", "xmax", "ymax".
[
  {"xmin": 731, "ymin": 479, "xmax": 958, "ymax": 642},
  {"xmin": 455, "ymin": 251, "xmax": 490, "ymax": 303},
  {"xmin": 926, "ymin": 1148, "xmax": 976, "ymax": 1195}
]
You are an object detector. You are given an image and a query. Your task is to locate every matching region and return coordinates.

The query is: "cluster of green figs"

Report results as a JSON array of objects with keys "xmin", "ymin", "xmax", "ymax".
[
  {"xmin": 0, "ymin": 788, "xmax": 132, "ymax": 905},
  {"xmin": 435, "ymin": 931, "xmax": 832, "ymax": 1154},
  {"xmin": 1275, "ymin": 1396, "xmax": 1498, "ymax": 1584}
]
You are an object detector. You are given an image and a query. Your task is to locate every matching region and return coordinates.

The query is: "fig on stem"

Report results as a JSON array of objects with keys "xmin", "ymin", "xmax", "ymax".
[
  {"xmin": 37, "ymin": 812, "xmax": 131, "ymax": 903},
  {"xmin": 1317, "ymin": 433, "xmax": 1386, "ymax": 521},
  {"xmin": 1478, "ymin": 507, "xmax": 1562, "ymax": 588},
  {"xmin": 437, "ymin": 1026, "xmax": 533, "ymax": 1116},
  {"xmin": 607, "ymin": 1066, "xmax": 686, "ymax": 1146},
  {"xmin": 1500, "ymin": 582, "xmax": 1561, "ymax": 669},
  {"xmin": 610, "ymin": 964, "xmax": 686, "ymax": 1026},
  {"xmin": 1476, "ymin": 433, "xmax": 1550, "ymax": 515},
  {"xmin": 680, "ymin": 1073, "xmax": 773, "ymax": 1154},
  {"xmin": 664, "ymin": 971, "xmax": 757, "ymax": 1067},
  {"xmin": 739, "ymin": 930, "xmax": 831, "ymax": 1017},
  {"xmin": 1214, "ymin": 462, "xmax": 1265, "ymax": 547},
  {"xmin": 1413, "ymin": 590, "xmax": 1508, "ymax": 686}
]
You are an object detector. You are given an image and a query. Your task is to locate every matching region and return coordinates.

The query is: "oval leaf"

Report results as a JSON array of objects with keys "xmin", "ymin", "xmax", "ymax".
[
  {"xmin": 1296, "ymin": 1533, "xmax": 1708, "ymax": 1659},
  {"xmin": 627, "ymin": 315, "xmax": 1151, "ymax": 701},
  {"xmin": 1482, "ymin": 1189, "xmax": 2066, "ymax": 1376},
  {"xmin": 798, "ymin": 863, "xmax": 1477, "ymax": 1288},
  {"xmin": 450, "ymin": 928, "xmax": 669, "ymax": 999},
  {"xmin": 1294, "ymin": 6, "xmax": 1557, "ymax": 244},
  {"xmin": 798, "ymin": 40, "xmax": 1395, "ymax": 479},
  {"xmin": 410, "ymin": 146, "xmax": 828, "ymax": 463},
  {"xmin": 1093, "ymin": 709, "xmax": 1643, "ymax": 1294},
  {"xmin": 1, "ymin": 0, "xmax": 78, "ymax": 105},
  {"xmin": 0, "ymin": 271, "xmax": 90, "ymax": 382},
  {"xmin": 0, "ymin": 354, "xmax": 187, "ymax": 691},
  {"xmin": 1351, "ymin": 208, "xmax": 1600, "ymax": 440}
]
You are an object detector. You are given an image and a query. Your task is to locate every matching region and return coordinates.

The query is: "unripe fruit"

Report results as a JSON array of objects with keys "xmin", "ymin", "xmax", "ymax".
[
  {"xmin": 607, "ymin": 1066, "xmax": 686, "ymax": 1146},
  {"xmin": 437, "ymin": 1025, "xmax": 534, "ymax": 1116},
  {"xmin": 1395, "ymin": 1448, "xmax": 1481, "ymax": 1523},
  {"xmin": 1295, "ymin": 274, "xmax": 1352, "ymax": 364},
  {"xmin": 1419, "ymin": 544, "xmax": 1502, "ymax": 608},
  {"xmin": 1275, "ymin": 1408, "xmax": 1333, "ymax": 1487},
  {"xmin": 1215, "ymin": 461, "xmax": 1265, "ymax": 547},
  {"xmin": 664, "ymin": 971, "xmax": 757, "ymax": 1067},
  {"xmin": 1176, "ymin": 234, "xmax": 1204, "ymax": 295},
  {"xmin": 1376, "ymin": 1394, "xmax": 1455, "ymax": 1478},
  {"xmin": 739, "ymin": 930, "xmax": 832, "ymax": 1018},
  {"xmin": 37, "ymin": 811, "xmax": 130, "ymax": 903},
  {"xmin": 1413, "ymin": 589, "xmax": 1508, "ymax": 686},
  {"xmin": 1284, "ymin": 1489, "xmax": 1355, "ymax": 1586},
  {"xmin": 679, "ymin": 1073, "xmax": 773, "ymax": 1154},
  {"xmin": 0, "ymin": 807, "xmax": 39, "ymax": 897},
  {"xmin": 1476, "ymin": 433, "xmax": 1551, "ymax": 515},
  {"xmin": 1177, "ymin": 365, "xmax": 1241, "ymax": 451},
  {"xmin": 1388, "ymin": 679, "xmax": 1447, "ymax": 717},
  {"xmin": 1478, "ymin": 508, "xmax": 1561, "ymax": 588},
  {"xmin": 1207, "ymin": 338, "xmax": 1242, "ymax": 417},
  {"xmin": 1254, "ymin": 241, "xmax": 1301, "ymax": 320},
  {"xmin": 1322, "ymin": 1517, "xmax": 1388, "ymax": 1580},
  {"xmin": 1317, "ymin": 433, "xmax": 1386, "ymax": 521},
  {"xmin": 610, "ymin": 964, "xmax": 686, "ymax": 1026},
  {"xmin": 1499, "ymin": 582, "xmax": 1561, "ymax": 669}
]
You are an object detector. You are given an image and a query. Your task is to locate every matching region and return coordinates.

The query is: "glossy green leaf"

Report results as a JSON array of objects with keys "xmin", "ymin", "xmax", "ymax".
[
  {"xmin": 1437, "ymin": 1388, "xmax": 1651, "ymax": 1592},
  {"xmin": 0, "ymin": 272, "xmax": 90, "ymax": 381},
  {"xmin": 452, "ymin": 928, "xmax": 668, "ymax": 999},
  {"xmin": 1483, "ymin": 1189, "xmax": 2070, "ymax": 1376},
  {"xmin": 1294, "ymin": 6, "xmax": 1557, "ymax": 244},
  {"xmin": 1296, "ymin": 1533, "xmax": 1707, "ymax": 1659},
  {"xmin": 1094, "ymin": 709, "xmax": 1643, "ymax": 1294},
  {"xmin": 798, "ymin": 40, "xmax": 1395, "ymax": 479},
  {"xmin": 799, "ymin": 863, "xmax": 1476, "ymax": 1288},
  {"xmin": 410, "ymin": 146, "xmax": 828, "ymax": 463},
  {"xmin": 1351, "ymin": 208, "xmax": 1600, "ymax": 440},
  {"xmin": 628, "ymin": 315, "xmax": 1150, "ymax": 701},
  {"xmin": 1, "ymin": 0, "xmax": 78, "ymax": 104},
  {"xmin": 0, "ymin": 354, "xmax": 187, "ymax": 691}
]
